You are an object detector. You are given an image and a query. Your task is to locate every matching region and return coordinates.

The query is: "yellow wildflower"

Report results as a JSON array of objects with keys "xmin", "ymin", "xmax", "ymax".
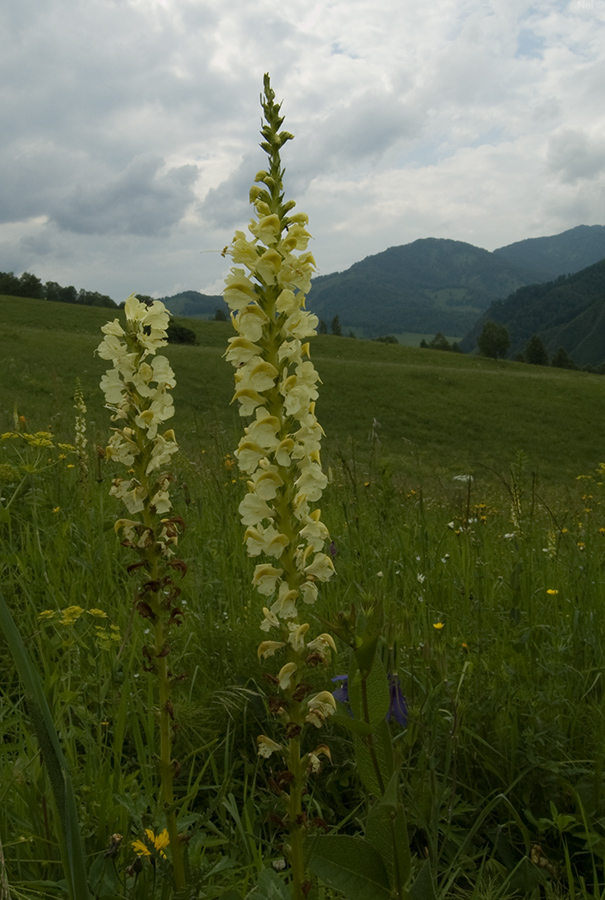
[
  {"xmin": 131, "ymin": 828, "xmax": 170, "ymax": 859},
  {"xmin": 60, "ymin": 605, "xmax": 84, "ymax": 626}
]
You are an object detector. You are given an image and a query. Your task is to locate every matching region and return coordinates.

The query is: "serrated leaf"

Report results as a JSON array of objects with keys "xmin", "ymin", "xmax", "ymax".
[
  {"xmin": 245, "ymin": 867, "xmax": 289, "ymax": 900},
  {"xmin": 410, "ymin": 859, "xmax": 438, "ymax": 900},
  {"xmin": 366, "ymin": 773, "xmax": 411, "ymax": 888},
  {"xmin": 355, "ymin": 632, "xmax": 380, "ymax": 676},
  {"xmin": 353, "ymin": 719, "xmax": 394, "ymax": 797},
  {"xmin": 309, "ymin": 835, "xmax": 391, "ymax": 900},
  {"xmin": 332, "ymin": 711, "xmax": 374, "ymax": 736},
  {"xmin": 348, "ymin": 656, "xmax": 390, "ymax": 726}
]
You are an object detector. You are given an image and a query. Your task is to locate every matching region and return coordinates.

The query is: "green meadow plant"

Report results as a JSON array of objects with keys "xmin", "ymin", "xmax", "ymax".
[
  {"xmin": 7, "ymin": 79, "xmax": 605, "ymax": 900},
  {"xmin": 223, "ymin": 75, "xmax": 337, "ymax": 899},
  {"xmin": 309, "ymin": 602, "xmax": 416, "ymax": 900},
  {"xmin": 0, "ymin": 588, "xmax": 90, "ymax": 900},
  {"xmin": 97, "ymin": 293, "xmax": 187, "ymax": 892},
  {"xmin": 73, "ymin": 378, "xmax": 89, "ymax": 489},
  {"xmin": 0, "ymin": 429, "xmax": 76, "ymax": 514}
]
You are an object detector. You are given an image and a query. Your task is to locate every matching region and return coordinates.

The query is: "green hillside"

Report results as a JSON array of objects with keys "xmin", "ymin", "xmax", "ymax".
[
  {"xmin": 160, "ymin": 289, "xmax": 223, "ymax": 318},
  {"xmin": 309, "ymin": 238, "xmax": 538, "ymax": 337},
  {"xmin": 493, "ymin": 223, "xmax": 605, "ymax": 280},
  {"xmin": 157, "ymin": 227, "xmax": 605, "ymax": 342},
  {"xmin": 461, "ymin": 258, "xmax": 605, "ymax": 364},
  {"xmin": 2, "ymin": 293, "xmax": 604, "ymax": 487}
]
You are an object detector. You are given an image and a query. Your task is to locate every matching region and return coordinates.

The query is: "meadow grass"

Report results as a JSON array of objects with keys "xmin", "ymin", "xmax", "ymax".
[
  {"xmin": 2, "ymin": 293, "xmax": 604, "ymax": 487},
  {"xmin": 2, "ymin": 294, "xmax": 605, "ymax": 898}
]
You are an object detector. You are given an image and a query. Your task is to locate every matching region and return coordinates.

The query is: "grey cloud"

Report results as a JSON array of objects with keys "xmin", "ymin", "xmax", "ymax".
[
  {"xmin": 200, "ymin": 90, "xmax": 422, "ymax": 230},
  {"xmin": 52, "ymin": 154, "xmax": 198, "ymax": 235},
  {"xmin": 0, "ymin": 0, "xmax": 235, "ymax": 157},
  {"xmin": 0, "ymin": 149, "xmax": 68, "ymax": 224},
  {"xmin": 319, "ymin": 93, "xmax": 421, "ymax": 163},
  {"xmin": 199, "ymin": 150, "xmax": 264, "ymax": 230},
  {"xmin": 282, "ymin": 90, "xmax": 424, "ymax": 197},
  {"xmin": 20, "ymin": 232, "xmax": 54, "ymax": 257},
  {"xmin": 547, "ymin": 130, "xmax": 605, "ymax": 184}
]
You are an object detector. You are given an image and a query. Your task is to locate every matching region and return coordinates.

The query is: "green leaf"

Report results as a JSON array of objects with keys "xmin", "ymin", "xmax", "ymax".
[
  {"xmin": 353, "ymin": 720, "xmax": 394, "ymax": 797},
  {"xmin": 348, "ymin": 656, "xmax": 390, "ymax": 726},
  {"xmin": 366, "ymin": 773, "xmax": 412, "ymax": 889},
  {"xmin": 0, "ymin": 589, "xmax": 90, "ymax": 900},
  {"xmin": 245, "ymin": 867, "xmax": 289, "ymax": 900},
  {"xmin": 410, "ymin": 859, "xmax": 438, "ymax": 900},
  {"xmin": 332, "ymin": 711, "xmax": 374, "ymax": 736},
  {"xmin": 354, "ymin": 601, "xmax": 385, "ymax": 677},
  {"xmin": 309, "ymin": 835, "xmax": 391, "ymax": 900},
  {"xmin": 355, "ymin": 632, "xmax": 381, "ymax": 677}
]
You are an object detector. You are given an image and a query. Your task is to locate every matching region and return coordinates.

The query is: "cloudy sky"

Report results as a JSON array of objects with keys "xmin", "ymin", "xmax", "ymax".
[{"xmin": 1, "ymin": 0, "xmax": 604, "ymax": 302}]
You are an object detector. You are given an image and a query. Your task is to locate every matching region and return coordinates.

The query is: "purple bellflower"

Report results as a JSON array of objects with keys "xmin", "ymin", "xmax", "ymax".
[
  {"xmin": 331, "ymin": 675, "xmax": 349, "ymax": 704},
  {"xmin": 386, "ymin": 673, "xmax": 408, "ymax": 727}
]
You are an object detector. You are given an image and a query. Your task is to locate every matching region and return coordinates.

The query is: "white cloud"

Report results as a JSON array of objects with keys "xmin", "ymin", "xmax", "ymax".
[{"xmin": 0, "ymin": 0, "xmax": 603, "ymax": 299}]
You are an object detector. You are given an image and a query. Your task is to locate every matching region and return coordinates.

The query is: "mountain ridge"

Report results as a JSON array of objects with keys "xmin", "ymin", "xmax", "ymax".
[
  {"xmin": 460, "ymin": 257, "xmax": 605, "ymax": 365},
  {"xmin": 160, "ymin": 225, "xmax": 605, "ymax": 338}
]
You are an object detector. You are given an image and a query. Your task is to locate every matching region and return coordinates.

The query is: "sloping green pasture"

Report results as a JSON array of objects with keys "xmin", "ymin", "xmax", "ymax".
[
  {"xmin": 1, "ymin": 294, "xmax": 603, "ymax": 487},
  {"xmin": 2, "ymin": 294, "xmax": 605, "ymax": 899}
]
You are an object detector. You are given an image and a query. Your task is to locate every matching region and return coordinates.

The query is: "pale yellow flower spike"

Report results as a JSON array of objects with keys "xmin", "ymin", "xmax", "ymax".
[
  {"xmin": 97, "ymin": 293, "xmax": 186, "ymax": 891},
  {"xmin": 223, "ymin": 74, "xmax": 336, "ymax": 900}
]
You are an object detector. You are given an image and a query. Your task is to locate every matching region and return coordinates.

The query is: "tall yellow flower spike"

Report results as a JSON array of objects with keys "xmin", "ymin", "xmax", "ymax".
[
  {"xmin": 223, "ymin": 75, "xmax": 336, "ymax": 900},
  {"xmin": 97, "ymin": 294, "xmax": 186, "ymax": 891}
]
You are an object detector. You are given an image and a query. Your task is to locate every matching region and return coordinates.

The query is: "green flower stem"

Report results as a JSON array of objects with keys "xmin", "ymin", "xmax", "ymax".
[
  {"xmin": 142, "ymin": 502, "xmax": 186, "ymax": 894},
  {"xmin": 361, "ymin": 677, "xmax": 385, "ymax": 795},
  {"xmin": 287, "ymin": 731, "xmax": 305, "ymax": 900},
  {"xmin": 360, "ymin": 674, "xmax": 405, "ymax": 900},
  {"xmin": 98, "ymin": 295, "xmax": 186, "ymax": 894},
  {"xmin": 155, "ymin": 628, "xmax": 185, "ymax": 892}
]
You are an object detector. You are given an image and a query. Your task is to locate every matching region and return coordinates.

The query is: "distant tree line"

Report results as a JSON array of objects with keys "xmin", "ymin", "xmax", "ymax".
[
  {"xmin": 476, "ymin": 320, "xmax": 605, "ymax": 373},
  {"xmin": 0, "ymin": 270, "xmax": 116, "ymax": 308},
  {"xmin": 419, "ymin": 332, "xmax": 461, "ymax": 353}
]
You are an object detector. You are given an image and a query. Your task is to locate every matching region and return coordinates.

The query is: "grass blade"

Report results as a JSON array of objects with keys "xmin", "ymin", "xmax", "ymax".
[{"xmin": 0, "ymin": 588, "xmax": 90, "ymax": 900}]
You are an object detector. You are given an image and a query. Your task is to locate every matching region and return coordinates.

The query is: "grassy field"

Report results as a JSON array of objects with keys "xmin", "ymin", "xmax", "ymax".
[
  {"xmin": 1, "ymin": 294, "xmax": 603, "ymax": 488},
  {"xmin": 2, "ymin": 293, "xmax": 605, "ymax": 900}
]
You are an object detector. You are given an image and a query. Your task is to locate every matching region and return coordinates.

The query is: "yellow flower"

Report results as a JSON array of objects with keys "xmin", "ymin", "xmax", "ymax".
[
  {"xmin": 433, "ymin": 622, "xmax": 445, "ymax": 630},
  {"xmin": 131, "ymin": 828, "xmax": 170, "ymax": 859},
  {"xmin": 60, "ymin": 605, "xmax": 84, "ymax": 626},
  {"xmin": 305, "ymin": 691, "xmax": 337, "ymax": 729},
  {"xmin": 257, "ymin": 640, "xmax": 286, "ymax": 659},
  {"xmin": 151, "ymin": 829, "xmax": 170, "ymax": 857},
  {"xmin": 131, "ymin": 839, "xmax": 151, "ymax": 858},
  {"xmin": 278, "ymin": 662, "xmax": 297, "ymax": 690},
  {"xmin": 257, "ymin": 735, "xmax": 283, "ymax": 758},
  {"xmin": 546, "ymin": 589, "xmax": 558, "ymax": 596}
]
